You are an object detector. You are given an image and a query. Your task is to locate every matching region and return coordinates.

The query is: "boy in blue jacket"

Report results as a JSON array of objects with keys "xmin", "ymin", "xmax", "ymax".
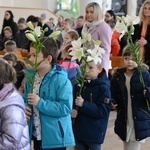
[
  {"xmin": 72, "ymin": 61, "xmax": 111, "ymax": 150},
  {"xmin": 23, "ymin": 37, "xmax": 75, "ymax": 150}
]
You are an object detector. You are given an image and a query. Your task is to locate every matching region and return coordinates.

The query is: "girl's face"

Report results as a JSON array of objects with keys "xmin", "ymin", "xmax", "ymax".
[
  {"xmin": 4, "ymin": 30, "xmax": 12, "ymax": 39},
  {"xmin": 143, "ymin": 4, "xmax": 150, "ymax": 17},
  {"xmin": 64, "ymin": 33, "xmax": 72, "ymax": 43},
  {"xmin": 82, "ymin": 61, "xmax": 102, "ymax": 80},
  {"xmin": 4, "ymin": 11, "xmax": 10, "ymax": 20},
  {"xmin": 104, "ymin": 12, "xmax": 113, "ymax": 21},
  {"xmin": 86, "ymin": 6, "xmax": 95, "ymax": 22},
  {"xmin": 123, "ymin": 56, "xmax": 137, "ymax": 70}
]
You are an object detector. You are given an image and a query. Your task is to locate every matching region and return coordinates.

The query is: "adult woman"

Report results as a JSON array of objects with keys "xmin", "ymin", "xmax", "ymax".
[
  {"xmin": 132, "ymin": 0, "xmax": 150, "ymax": 67},
  {"xmin": 82, "ymin": 2, "xmax": 112, "ymax": 75},
  {"xmin": 1, "ymin": 10, "xmax": 18, "ymax": 38},
  {"xmin": 104, "ymin": 10, "xmax": 116, "ymax": 22}
]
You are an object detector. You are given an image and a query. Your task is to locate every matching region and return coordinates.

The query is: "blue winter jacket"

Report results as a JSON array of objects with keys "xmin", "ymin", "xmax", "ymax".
[
  {"xmin": 111, "ymin": 68, "xmax": 150, "ymax": 141},
  {"xmin": 73, "ymin": 69, "xmax": 111, "ymax": 144},
  {"xmin": 23, "ymin": 64, "xmax": 75, "ymax": 149}
]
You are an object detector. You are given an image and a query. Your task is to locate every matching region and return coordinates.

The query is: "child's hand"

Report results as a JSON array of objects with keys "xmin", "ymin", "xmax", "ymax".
[
  {"xmin": 25, "ymin": 106, "xmax": 32, "ymax": 121},
  {"xmin": 71, "ymin": 109, "xmax": 78, "ymax": 118},
  {"xmin": 28, "ymin": 93, "xmax": 40, "ymax": 106},
  {"xmin": 75, "ymin": 96, "xmax": 84, "ymax": 107},
  {"xmin": 144, "ymin": 89, "xmax": 147, "ymax": 96},
  {"xmin": 138, "ymin": 37, "xmax": 147, "ymax": 46},
  {"xmin": 111, "ymin": 102, "xmax": 118, "ymax": 110}
]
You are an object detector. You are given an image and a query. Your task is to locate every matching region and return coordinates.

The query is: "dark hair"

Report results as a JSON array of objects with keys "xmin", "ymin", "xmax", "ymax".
[
  {"xmin": 77, "ymin": 15, "xmax": 84, "ymax": 20},
  {"xmin": 18, "ymin": 17, "xmax": 26, "ymax": 24},
  {"xmin": 3, "ymin": 52, "xmax": 17, "ymax": 65},
  {"xmin": 0, "ymin": 59, "xmax": 16, "ymax": 89},
  {"xmin": 30, "ymin": 37, "xmax": 58, "ymax": 66},
  {"xmin": 106, "ymin": 10, "xmax": 116, "ymax": 22},
  {"xmin": 26, "ymin": 15, "xmax": 38, "ymax": 23}
]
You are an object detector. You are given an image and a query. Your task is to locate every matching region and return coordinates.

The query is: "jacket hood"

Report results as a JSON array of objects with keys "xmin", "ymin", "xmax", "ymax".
[
  {"xmin": 86, "ymin": 68, "xmax": 110, "ymax": 87},
  {"xmin": 24, "ymin": 64, "xmax": 68, "ymax": 79}
]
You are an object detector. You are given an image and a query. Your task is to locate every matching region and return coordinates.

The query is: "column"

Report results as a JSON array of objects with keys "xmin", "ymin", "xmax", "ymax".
[{"xmin": 127, "ymin": 0, "xmax": 137, "ymax": 16}]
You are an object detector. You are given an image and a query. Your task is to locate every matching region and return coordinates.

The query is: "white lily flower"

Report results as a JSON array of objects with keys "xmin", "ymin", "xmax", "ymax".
[
  {"xmin": 26, "ymin": 33, "xmax": 36, "ymax": 42},
  {"xmin": 49, "ymin": 30, "xmax": 61, "ymax": 38},
  {"xmin": 34, "ymin": 26, "xmax": 41, "ymax": 37},
  {"xmin": 69, "ymin": 47, "xmax": 84, "ymax": 61},
  {"xmin": 87, "ymin": 45, "xmax": 105, "ymax": 64},
  {"xmin": 27, "ymin": 21, "xmax": 34, "ymax": 30},
  {"xmin": 115, "ymin": 21, "xmax": 128, "ymax": 34},
  {"xmin": 125, "ymin": 15, "xmax": 140, "ymax": 26},
  {"xmin": 71, "ymin": 37, "xmax": 83, "ymax": 49}
]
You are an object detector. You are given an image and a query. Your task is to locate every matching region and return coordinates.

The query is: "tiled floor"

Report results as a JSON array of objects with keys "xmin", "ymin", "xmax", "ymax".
[{"xmin": 31, "ymin": 111, "xmax": 150, "ymax": 150}]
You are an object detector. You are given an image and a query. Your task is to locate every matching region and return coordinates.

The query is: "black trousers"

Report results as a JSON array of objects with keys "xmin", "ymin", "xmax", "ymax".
[{"xmin": 33, "ymin": 136, "xmax": 66, "ymax": 150}]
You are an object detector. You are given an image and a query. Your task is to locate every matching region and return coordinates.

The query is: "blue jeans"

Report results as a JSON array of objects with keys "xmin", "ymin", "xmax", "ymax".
[{"xmin": 75, "ymin": 141, "xmax": 101, "ymax": 150}]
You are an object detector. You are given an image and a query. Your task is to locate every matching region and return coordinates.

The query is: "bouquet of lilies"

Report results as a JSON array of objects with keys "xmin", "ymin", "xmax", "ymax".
[
  {"xmin": 25, "ymin": 21, "xmax": 60, "ymax": 93},
  {"xmin": 69, "ymin": 33, "xmax": 105, "ymax": 122},
  {"xmin": 115, "ymin": 15, "xmax": 150, "ymax": 109}
]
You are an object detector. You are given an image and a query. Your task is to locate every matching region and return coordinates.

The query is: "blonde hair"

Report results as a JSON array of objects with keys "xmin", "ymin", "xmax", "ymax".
[
  {"xmin": 139, "ymin": 0, "xmax": 150, "ymax": 22},
  {"xmin": 85, "ymin": 2, "xmax": 103, "ymax": 21}
]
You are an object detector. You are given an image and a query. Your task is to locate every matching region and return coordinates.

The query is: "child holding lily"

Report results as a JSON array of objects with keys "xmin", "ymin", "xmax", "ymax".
[
  {"xmin": 71, "ymin": 34, "xmax": 111, "ymax": 150},
  {"xmin": 111, "ymin": 47, "xmax": 150, "ymax": 150},
  {"xmin": 23, "ymin": 22, "xmax": 75, "ymax": 150}
]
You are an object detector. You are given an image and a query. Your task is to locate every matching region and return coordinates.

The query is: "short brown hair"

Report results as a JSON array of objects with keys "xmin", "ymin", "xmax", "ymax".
[
  {"xmin": 4, "ymin": 40, "xmax": 16, "ymax": 52},
  {"xmin": 3, "ymin": 52, "xmax": 17, "ymax": 65}
]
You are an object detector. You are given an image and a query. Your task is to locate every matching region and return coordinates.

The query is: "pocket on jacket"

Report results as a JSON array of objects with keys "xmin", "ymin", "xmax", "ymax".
[{"xmin": 58, "ymin": 121, "xmax": 64, "ymax": 138}]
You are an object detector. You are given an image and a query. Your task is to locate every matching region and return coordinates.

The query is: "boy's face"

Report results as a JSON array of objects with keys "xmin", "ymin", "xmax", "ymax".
[
  {"xmin": 82, "ymin": 61, "xmax": 102, "ymax": 80},
  {"xmin": 77, "ymin": 18, "xmax": 84, "ymax": 27},
  {"xmin": 18, "ymin": 23, "xmax": 26, "ymax": 30},
  {"xmin": 29, "ymin": 47, "xmax": 48, "ymax": 71},
  {"xmin": 4, "ymin": 30, "xmax": 12, "ymax": 39}
]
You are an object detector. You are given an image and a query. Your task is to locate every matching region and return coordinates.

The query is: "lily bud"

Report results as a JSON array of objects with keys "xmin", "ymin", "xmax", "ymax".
[{"xmin": 27, "ymin": 21, "xmax": 34, "ymax": 30}]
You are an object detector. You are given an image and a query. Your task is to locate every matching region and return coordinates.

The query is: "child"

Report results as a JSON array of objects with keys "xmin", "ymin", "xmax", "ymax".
[
  {"xmin": 111, "ymin": 48, "xmax": 150, "ymax": 150},
  {"xmin": 16, "ymin": 17, "xmax": 31, "ymax": 52},
  {"xmin": 0, "ymin": 26, "xmax": 14, "ymax": 50},
  {"xmin": 3, "ymin": 52, "xmax": 26, "ymax": 89},
  {"xmin": 0, "ymin": 59, "xmax": 29, "ymax": 149},
  {"xmin": 59, "ymin": 42, "xmax": 79, "ymax": 85},
  {"xmin": 4, "ymin": 40, "xmax": 23, "ymax": 61},
  {"xmin": 58, "ymin": 30, "xmax": 79, "ymax": 61},
  {"xmin": 75, "ymin": 15, "xmax": 84, "ymax": 37},
  {"xmin": 23, "ymin": 37, "xmax": 75, "ymax": 150},
  {"xmin": 72, "ymin": 61, "xmax": 111, "ymax": 150}
]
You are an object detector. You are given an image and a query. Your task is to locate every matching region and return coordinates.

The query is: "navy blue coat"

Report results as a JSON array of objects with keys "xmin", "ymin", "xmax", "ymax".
[
  {"xmin": 73, "ymin": 69, "xmax": 111, "ymax": 144},
  {"xmin": 111, "ymin": 68, "xmax": 150, "ymax": 141}
]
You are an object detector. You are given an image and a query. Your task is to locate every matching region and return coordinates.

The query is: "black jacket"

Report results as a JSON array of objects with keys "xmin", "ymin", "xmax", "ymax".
[
  {"xmin": 132, "ymin": 23, "xmax": 150, "ymax": 66},
  {"xmin": 111, "ymin": 68, "xmax": 150, "ymax": 141},
  {"xmin": 73, "ymin": 69, "xmax": 111, "ymax": 144}
]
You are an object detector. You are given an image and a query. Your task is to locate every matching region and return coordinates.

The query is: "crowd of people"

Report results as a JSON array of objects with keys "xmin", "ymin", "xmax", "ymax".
[{"xmin": 0, "ymin": 1, "xmax": 150, "ymax": 150}]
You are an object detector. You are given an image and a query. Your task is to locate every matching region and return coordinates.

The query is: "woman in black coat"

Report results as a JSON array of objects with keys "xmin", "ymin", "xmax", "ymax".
[{"xmin": 1, "ymin": 10, "xmax": 18, "ymax": 38}]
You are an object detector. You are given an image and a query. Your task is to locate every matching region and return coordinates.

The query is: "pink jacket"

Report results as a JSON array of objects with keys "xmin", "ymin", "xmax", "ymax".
[{"xmin": 87, "ymin": 21, "xmax": 112, "ymax": 74}]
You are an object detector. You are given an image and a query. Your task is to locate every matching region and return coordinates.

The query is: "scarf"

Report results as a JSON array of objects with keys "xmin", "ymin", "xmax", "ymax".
[{"xmin": 82, "ymin": 19, "xmax": 103, "ymax": 34}]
